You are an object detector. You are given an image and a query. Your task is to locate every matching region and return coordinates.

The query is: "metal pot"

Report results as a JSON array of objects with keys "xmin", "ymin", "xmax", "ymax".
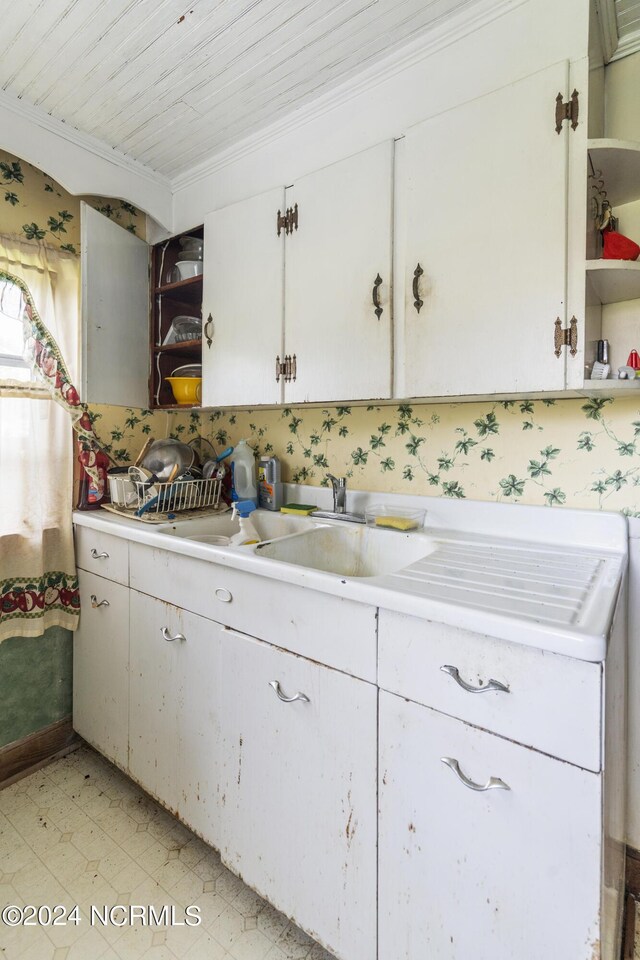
[{"xmin": 140, "ymin": 439, "xmax": 195, "ymax": 482}]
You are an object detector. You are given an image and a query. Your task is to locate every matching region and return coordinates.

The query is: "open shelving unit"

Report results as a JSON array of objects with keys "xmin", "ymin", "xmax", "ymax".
[
  {"xmin": 149, "ymin": 226, "xmax": 204, "ymax": 409},
  {"xmin": 584, "ymin": 139, "xmax": 640, "ymax": 391}
]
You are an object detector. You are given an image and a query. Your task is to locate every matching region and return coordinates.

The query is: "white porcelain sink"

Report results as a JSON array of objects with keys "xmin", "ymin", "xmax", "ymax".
[
  {"xmin": 255, "ymin": 524, "xmax": 437, "ymax": 578},
  {"xmin": 158, "ymin": 509, "xmax": 316, "ymax": 544}
]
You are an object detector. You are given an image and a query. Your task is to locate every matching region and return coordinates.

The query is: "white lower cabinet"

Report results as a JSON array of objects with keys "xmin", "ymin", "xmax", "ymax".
[
  {"xmin": 378, "ymin": 691, "xmax": 603, "ymax": 960},
  {"xmin": 127, "ymin": 588, "xmax": 377, "ymax": 960},
  {"xmin": 215, "ymin": 626, "xmax": 377, "ymax": 960},
  {"xmin": 73, "ymin": 569, "xmax": 129, "ymax": 769},
  {"xmin": 129, "ymin": 590, "xmax": 223, "ymax": 849}
]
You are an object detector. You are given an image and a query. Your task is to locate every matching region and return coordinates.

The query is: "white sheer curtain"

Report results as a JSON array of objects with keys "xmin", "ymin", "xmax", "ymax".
[{"xmin": 0, "ymin": 236, "xmax": 80, "ymax": 642}]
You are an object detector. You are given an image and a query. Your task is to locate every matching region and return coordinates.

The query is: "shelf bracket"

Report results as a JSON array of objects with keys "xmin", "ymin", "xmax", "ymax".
[
  {"xmin": 554, "ymin": 316, "xmax": 578, "ymax": 357},
  {"xmin": 555, "ymin": 90, "xmax": 579, "ymax": 134}
]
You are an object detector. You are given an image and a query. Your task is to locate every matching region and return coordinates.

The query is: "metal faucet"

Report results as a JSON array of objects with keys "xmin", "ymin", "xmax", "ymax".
[
  {"xmin": 310, "ymin": 475, "xmax": 365, "ymax": 523},
  {"xmin": 327, "ymin": 474, "xmax": 347, "ymax": 514}
]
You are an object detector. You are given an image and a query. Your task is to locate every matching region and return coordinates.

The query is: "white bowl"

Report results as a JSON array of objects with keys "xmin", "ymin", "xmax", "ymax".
[{"xmin": 175, "ymin": 260, "xmax": 203, "ymax": 280}]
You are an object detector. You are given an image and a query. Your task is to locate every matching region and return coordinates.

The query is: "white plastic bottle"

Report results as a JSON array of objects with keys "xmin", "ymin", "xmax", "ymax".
[
  {"xmin": 230, "ymin": 440, "xmax": 258, "ymax": 506},
  {"xmin": 229, "ymin": 501, "xmax": 260, "ymax": 546}
]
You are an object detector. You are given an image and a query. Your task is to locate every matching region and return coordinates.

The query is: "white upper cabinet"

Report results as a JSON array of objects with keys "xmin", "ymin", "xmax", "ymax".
[
  {"xmin": 81, "ymin": 202, "xmax": 150, "ymax": 407},
  {"xmin": 202, "ymin": 187, "xmax": 285, "ymax": 407},
  {"xmin": 284, "ymin": 141, "xmax": 394, "ymax": 403},
  {"xmin": 399, "ymin": 62, "xmax": 572, "ymax": 398},
  {"xmin": 200, "ymin": 142, "xmax": 394, "ymax": 407}
]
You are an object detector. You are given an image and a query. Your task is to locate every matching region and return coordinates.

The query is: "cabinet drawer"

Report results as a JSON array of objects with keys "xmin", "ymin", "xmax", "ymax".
[
  {"xmin": 378, "ymin": 610, "xmax": 602, "ymax": 771},
  {"xmin": 129, "ymin": 543, "xmax": 377, "ymax": 682},
  {"xmin": 75, "ymin": 526, "xmax": 129, "ymax": 585}
]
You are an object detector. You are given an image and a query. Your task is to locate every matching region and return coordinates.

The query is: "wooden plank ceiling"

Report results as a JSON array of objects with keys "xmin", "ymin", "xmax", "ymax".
[{"xmin": 0, "ymin": 0, "xmax": 477, "ymax": 179}]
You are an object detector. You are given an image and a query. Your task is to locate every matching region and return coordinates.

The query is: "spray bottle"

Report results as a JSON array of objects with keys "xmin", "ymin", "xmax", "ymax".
[{"xmin": 229, "ymin": 500, "xmax": 260, "ymax": 546}]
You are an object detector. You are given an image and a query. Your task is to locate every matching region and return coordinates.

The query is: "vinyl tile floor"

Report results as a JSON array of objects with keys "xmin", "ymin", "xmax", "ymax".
[{"xmin": 0, "ymin": 746, "xmax": 336, "ymax": 960}]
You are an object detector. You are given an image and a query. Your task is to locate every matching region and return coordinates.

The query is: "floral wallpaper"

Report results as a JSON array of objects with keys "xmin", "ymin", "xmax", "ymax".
[
  {"xmin": 0, "ymin": 149, "xmax": 145, "ymax": 253},
  {"xmin": 90, "ymin": 393, "xmax": 640, "ymax": 517}
]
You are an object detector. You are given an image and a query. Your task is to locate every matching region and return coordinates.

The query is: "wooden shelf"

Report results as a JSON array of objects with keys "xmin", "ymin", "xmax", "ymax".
[
  {"xmin": 586, "ymin": 259, "xmax": 640, "ymax": 304},
  {"xmin": 581, "ymin": 379, "xmax": 640, "ymax": 395},
  {"xmin": 152, "ymin": 402, "xmax": 202, "ymax": 410},
  {"xmin": 588, "ymin": 139, "xmax": 640, "ymax": 207},
  {"xmin": 154, "ymin": 275, "xmax": 202, "ymax": 303},
  {"xmin": 154, "ymin": 339, "xmax": 202, "ymax": 357}
]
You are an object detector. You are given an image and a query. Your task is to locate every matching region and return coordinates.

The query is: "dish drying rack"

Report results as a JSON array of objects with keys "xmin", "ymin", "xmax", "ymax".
[{"xmin": 106, "ymin": 474, "xmax": 223, "ymax": 522}]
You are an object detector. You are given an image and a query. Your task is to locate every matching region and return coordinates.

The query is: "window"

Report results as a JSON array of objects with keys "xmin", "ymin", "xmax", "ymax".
[{"xmin": 0, "ymin": 280, "xmax": 31, "ymax": 382}]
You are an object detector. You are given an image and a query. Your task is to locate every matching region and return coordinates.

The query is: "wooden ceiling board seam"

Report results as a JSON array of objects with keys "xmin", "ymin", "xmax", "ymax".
[
  {"xmin": 84, "ymin": 0, "xmax": 319, "ymax": 141},
  {"xmin": 8, "ymin": 0, "xmax": 123, "ymax": 100},
  {"xmin": 0, "ymin": 0, "xmax": 88, "ymax": 91},
  {"xmin": 133, "ymin": 0, "xmax": 456, "ymax": 170},
  {"xmin": 78, "ymin": 0, "xmax": 363, "ymax": 141},
  {"xmin": 114, "ymin": 0, "xmax": 377, "ymax": 151},
  {"xmin": 60, "ymin": 0, "xmax": 270, "ymax": 130},
  {"xmin": 36, "ymin": 0, "xmax": 214, "ymax": 117},
  {"xmin": 180, "ymin": 0, "xmax": 448, "ymax": 117},
  {"xmin": 21, "ymin": 0, "xmax": 148, "ymax": 106}
]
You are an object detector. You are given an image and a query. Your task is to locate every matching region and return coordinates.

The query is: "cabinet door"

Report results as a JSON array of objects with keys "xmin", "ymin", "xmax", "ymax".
[
  {"xmin": 285, "ymin": 141, "xmax": 393, "ymax": 403},
  {"xmin": 217, "ymin": 627, "xmax": 377, "ymax": 960},
  {"xmin": 378, "ymin": 692, "xmax": 602, "ymax": 960},
  {"xmin": 129, "ymin": 591, "xmax": 223, "ymax": 848},
  {"xmin": 202, "ymin": 187, "xmax": 285, "ymax": 407},
  {"xmin": 81, "ymin": 202, "xmax": 149, "ymax": 407},
  {"xmin": 401, "ymin": 62, "xmax": 569, "ymax": 397},
  {"xmin": 73, "ymin": 570, "xmax": 129, "ymax": 769}
]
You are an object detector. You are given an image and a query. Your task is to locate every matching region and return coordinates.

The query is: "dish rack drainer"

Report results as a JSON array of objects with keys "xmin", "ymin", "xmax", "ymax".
[{"xmin": 108, "ymin": 474, "xmax": 222, "ymax": 517}]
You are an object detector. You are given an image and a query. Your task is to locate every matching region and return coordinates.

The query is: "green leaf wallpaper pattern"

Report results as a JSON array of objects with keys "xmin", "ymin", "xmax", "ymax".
[
  {"xmin": 88, "ymin": 393, "xmax": 640, "ymax": 517},
  {"xmin": 0, "ymin": 150, "xmax": 144, "ymax": 252}
]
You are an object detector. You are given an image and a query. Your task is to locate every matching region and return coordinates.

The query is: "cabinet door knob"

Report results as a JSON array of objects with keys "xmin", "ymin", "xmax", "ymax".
[
  {"xmin": 204, "ymin": 313, "xmax": 213, "ymax": 348},
  {"xmin": 90, "ymin": 595, "xmax": 110, "ymax": 608},
  {"xmin": 90, "ymin": 548, "xmax": 109, "ymax": 559},
  {"xmin": 269, "ymin": 680, "xmax": 310, "ymax": 704},
  {"xmin": 215, "ymin": 587, "xmax": 232, "ymax": 603},
  {"xmin": 372, "ymin": 273, "xmax": 383, "ymax": 319},
  {"xmin": 412, "ymin": 263, "xmax": 424, "ymax": 313},
  {"xmin": 161, "ymin": 627, "xmax": 186, "ymax": 642},
  {"xmin": 440, "ymin": 664, "xmax": 509, "ymax": 694},
  {"xmin": 441, "ymin": 757, "xmax": 510, "ymax": 792}
]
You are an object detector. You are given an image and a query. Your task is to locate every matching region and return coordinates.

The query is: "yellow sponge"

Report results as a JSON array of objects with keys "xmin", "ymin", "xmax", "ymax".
[
  {"xmin": 374, "ymin": 516, "xmax": 419, "ymax": 531},
  {"xmin": 280, "ymin": 504, "xmax": 317, "ymax": 515}
]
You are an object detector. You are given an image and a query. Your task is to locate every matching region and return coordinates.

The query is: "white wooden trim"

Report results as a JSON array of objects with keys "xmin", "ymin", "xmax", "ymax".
[
  {"xmin": 0, "ymin": 88, "xmax": 173, "ymax": 228},
  {"xmin": 594, "ymin": 0, "xmax": 620, "ymax": 63}
]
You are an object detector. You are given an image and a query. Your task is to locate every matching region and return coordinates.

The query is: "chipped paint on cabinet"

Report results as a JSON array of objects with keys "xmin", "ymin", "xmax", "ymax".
[{"xmin": 378, "ymin": 691, "xmax": 603, "ymax": 960}]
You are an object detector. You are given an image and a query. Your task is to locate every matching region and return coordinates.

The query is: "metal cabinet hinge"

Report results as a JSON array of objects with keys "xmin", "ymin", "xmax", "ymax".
[
  {"xmin": 275, "ymin": 354, "xmax": 297, "ymax": 382},
  {"xmin": 276, "ymin": 203, "xmax": 299, "ymax": 236},
  {"xmin": 555, "ymin": 90, "xmax": 579, "ymax": 134},
  {"xmin": 554, "ymin": 316, "xmax": 578, "ymax": 357}
]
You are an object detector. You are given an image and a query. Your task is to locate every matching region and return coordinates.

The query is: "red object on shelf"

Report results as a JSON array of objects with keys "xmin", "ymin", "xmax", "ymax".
[
  {"xmin": 627, "ymin": 350, "xmax": 640, "ymax": 370},
  {"xmin": 602, "ymin": 230, "xmax": 640, "ymax": 261}
]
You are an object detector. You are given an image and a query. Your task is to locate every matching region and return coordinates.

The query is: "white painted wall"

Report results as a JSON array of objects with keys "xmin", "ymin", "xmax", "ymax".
[
  {"xmin": 605, "ymin": 51, "xmax": 640, "ymax": 140},
  {"xmin": 603, "ymin": 50, "xmax": 640, "ymax": 851},
  {"xmin": 0, "ymin": 90, "xmax": 172, "ymax": 229}
]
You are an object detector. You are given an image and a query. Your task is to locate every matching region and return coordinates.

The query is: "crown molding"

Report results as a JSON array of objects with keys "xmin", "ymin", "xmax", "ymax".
[
  {"xmin": 0, "ymin": 88, "xmax": 171, "ymax": 191},
  {"xmin": 171, "ymin": 0, "xmax": 527, "ymax": 192},
  {"xmin": 609, "ymin": 30, "xmax": 640, "ymax": 63},
  {"xmin": 594, "ymin": 0, "xmax": 619, "ymax": 62}
]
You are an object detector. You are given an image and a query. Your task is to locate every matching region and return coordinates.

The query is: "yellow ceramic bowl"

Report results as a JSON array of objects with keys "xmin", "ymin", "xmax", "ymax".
[{"xmin": 166, "ymin": 376, "xmax": 202, "ymax": 405}]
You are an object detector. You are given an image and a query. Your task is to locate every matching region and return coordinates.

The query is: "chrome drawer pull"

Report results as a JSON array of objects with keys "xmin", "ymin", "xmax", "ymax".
[
  {"xmin": 441, "ymin": 757, "xmax": 510, "ymax": 792},
  {"xmin": 269, "ymin": 680, "xmax": 310, "ymax": 704},
  {"xmin": 90, "ymin": 595, "xmax": 109, "ymax": 609},
  {"xmin": 215, "ymin": 587, "xmax": 232, "ymax": 603},
  {"xmin": 161, "ymin": 627, "xmax": 186, "ymax": 643},
  {"xmin": 90, "ymin": 548, "xmax": 109, "ymax": 559},
  {"xmin": 440, "ymin": 664, "xmax": 509, "ymax": 694}
]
